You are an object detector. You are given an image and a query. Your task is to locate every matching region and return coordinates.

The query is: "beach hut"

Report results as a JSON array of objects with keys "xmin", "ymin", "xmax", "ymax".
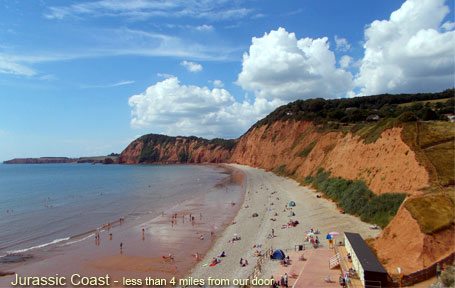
[
  {"xmin": 289, "ymin": 201, "xmax": 296, "ymax": 207},
  {"xmin": 271, "ymin": 249, "xmax": 286, "ymax": 260},
  {"xmin": 344, "ymin": 232, "xmax": 388, "ymax": 287}
]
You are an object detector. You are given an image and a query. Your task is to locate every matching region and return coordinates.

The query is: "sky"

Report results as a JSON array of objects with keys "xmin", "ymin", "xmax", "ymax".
[{"xmin": 0, "ymin": 0, "xmax": 454, "ymax": 160}]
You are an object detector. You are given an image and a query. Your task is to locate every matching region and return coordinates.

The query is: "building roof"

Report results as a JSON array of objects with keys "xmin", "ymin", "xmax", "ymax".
[{"xmin": 344, "ymin": 232, "xmax": 388, "ymax": 274}]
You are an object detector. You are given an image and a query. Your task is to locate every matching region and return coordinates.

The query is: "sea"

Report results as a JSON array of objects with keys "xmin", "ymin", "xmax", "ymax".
[{"xmin": 0, "ymin": 163, "xmax": 239, "ymax": 259}]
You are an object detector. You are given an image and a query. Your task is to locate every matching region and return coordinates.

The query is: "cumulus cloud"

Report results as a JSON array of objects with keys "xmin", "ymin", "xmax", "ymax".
[
  {"xmin": 339, "ymin": 55, "xmax": 353, "ymax": 68},
  {"xmin": 354, "ymin": 0, "xmax": 455, "ymax": 95},
  {"xmin": 211, "ymin": 80, "xmax": 224, "ymax": 87},
  {"xmin": 128, "ymin": 76, "xmax": 281, "ymax": 138},
  {"xmin": 334, "ymin": 35, "xmax": 351, "ymax": 52},
  {"xmin": 237, "ymin": 27, "xmax": 353, "ymax": 101},
  {"xmin": 181, "ymin": 60, "xmax": 203, "ymax": 72},
  {"xmin": 441, "ymin": 21, "xmax": 455, "ymax": 31}
]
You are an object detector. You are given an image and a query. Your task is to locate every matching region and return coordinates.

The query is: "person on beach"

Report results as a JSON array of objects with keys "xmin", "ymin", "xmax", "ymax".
[
  {"xmin": 272, "ymin": 228, "xmax": 275, "ymax": 237},
  {"xmin": 436, "ymin": 263, "xmax": 441, "ymax": 280},
  {"xmin": 339, "ymin": 275, "xmax": 346, "ymax": 287},
  {"xmin": 284, "ymin": 273, "xmax": 288, "ymax": 287},
  {"xmin": 240, "ymin": 258, "xmax": 243, "ymax": 266},
  {"xmin": 109, "ymin": 233, "xmax": 112, "ymax": 240},
  {"xmin": 200, "ymin": 234, "xmax": 204, "ymax": 240}
]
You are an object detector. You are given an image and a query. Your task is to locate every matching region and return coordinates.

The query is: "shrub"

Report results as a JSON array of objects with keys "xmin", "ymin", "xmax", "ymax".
[{"xmin": 304, "ymin": 169, "xmax": 406, "ymax": 228}]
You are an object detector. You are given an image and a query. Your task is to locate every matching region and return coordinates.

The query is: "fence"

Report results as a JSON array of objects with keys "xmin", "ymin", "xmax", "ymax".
[
  {"xmin": 244, "ymin": 247, "xmax": 273, "ymax": 287},
  {"xmin": 398, "ymin": 253, "xmax": 455, "ymax": 287}
]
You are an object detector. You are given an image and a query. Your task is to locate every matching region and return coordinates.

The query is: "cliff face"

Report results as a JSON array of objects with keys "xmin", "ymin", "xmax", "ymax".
[
  {"xmin": 119, "ymin": 136, "xmax": 233, "ymax": 164},
  {"xmin": 231, "ymin": 121, "xmax": 428, "ymax": 195}
]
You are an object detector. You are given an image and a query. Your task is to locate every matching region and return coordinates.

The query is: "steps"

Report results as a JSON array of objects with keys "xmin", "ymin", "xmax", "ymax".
[{"xmin": 329, "ymin": 253, "xmax": 341, "ymax": 269}]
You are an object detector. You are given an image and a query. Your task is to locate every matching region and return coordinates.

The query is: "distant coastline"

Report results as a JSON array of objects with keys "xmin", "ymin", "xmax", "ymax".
[{"xmin": 3, "ymin": 155, "xmax": 119, "ymax": 165}]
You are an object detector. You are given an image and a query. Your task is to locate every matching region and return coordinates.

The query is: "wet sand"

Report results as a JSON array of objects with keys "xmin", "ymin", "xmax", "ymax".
[{"xmin": 0, "ymin": 165, "xmax": 245, "ymax": 287}]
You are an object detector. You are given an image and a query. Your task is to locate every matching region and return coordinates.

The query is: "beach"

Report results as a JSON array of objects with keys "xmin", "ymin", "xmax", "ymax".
[
  {"xmin": 0, "ymin": 164, "xmax": 244, "ymax": 287},
  {"xmin": 0, "ymin": 164, "xmax": 382, "ymax": 287},
  {"xmin": 187, "ymin": 164, "xmax": 381, "ymax": 284}
]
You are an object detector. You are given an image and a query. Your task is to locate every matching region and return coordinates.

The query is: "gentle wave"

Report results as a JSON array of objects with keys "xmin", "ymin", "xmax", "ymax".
[{"xmin": 5, "ymin": 237, "xmax": 70, "ymax": 254}]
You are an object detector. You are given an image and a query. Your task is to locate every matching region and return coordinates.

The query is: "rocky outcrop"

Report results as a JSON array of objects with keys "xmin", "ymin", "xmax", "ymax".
[{"xmin": 118, "ymin": 135, "xmax": 234, "ymax": 164}]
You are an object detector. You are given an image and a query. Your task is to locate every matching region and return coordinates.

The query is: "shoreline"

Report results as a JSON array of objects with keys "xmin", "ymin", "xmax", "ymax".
[{"xmin": 0, "ymin": 164, "xmax": 245, "ymax": 287}]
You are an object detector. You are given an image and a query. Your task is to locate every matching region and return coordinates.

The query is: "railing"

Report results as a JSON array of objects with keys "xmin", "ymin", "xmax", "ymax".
[
  {"xmin": 244, "ymin": 247, "xmax": 273, "ymax": 288},
  {"xmin": 329, "ymin": 253, "xmax": 341, "ymax": 269}
]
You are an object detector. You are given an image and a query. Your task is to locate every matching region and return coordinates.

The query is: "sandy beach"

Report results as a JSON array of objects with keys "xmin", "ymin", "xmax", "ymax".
[{"xmin": 187, "ymin": 164, "xmax": 381, "ymax": 285}]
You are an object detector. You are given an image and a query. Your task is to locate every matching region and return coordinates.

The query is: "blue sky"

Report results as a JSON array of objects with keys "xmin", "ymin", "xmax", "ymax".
[{"xmin": 0, "ymin": 0, "xmax": 453, "ymax": 160}]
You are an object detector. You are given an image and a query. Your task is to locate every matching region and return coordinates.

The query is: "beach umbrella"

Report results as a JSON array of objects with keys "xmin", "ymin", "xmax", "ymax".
[
  {"xmin": 326, "ymin": 234, "xmax": 333, "ymax": 240},
  {"xmin": 329, "ymin": 232, "xmax": 340, "ymax": 236}
]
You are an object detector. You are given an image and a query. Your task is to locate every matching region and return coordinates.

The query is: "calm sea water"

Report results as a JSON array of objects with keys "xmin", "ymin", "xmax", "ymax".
[{"xmin": 0, "ymin": 164, "xmax": 229, "ymax": 256}]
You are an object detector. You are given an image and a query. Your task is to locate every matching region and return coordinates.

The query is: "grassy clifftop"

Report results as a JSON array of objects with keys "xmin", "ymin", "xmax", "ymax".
[{"xmin": 251, "ymin": 89, "xmax": 454, "ymax": 131}]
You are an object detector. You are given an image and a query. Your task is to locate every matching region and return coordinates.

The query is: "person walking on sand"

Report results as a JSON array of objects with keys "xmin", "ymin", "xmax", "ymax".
[
  {"xmin": 284, "ymin": 273, "xmax": 288, "ymax": 287},
  {"xmin": 272, "ymin": 228, "xmax": 275, "ymax": 237},
  {"xmin": 436, "ymin": 263, "xmax": 442, "ymax": 280}
]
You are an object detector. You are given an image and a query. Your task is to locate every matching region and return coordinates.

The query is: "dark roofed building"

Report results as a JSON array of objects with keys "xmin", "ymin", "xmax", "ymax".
[{"xmin": 344, "ymin": 232, "xmax": 388, "ymax": 287}]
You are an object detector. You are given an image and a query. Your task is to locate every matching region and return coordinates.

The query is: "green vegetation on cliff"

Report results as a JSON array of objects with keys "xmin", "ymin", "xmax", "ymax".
[
  {"xmin": 303, "ymin": 168, "xmax": 406, "ymax": 228},
  {"xmin": 252, "ymin": 89, "xmax": 454, "ymax": 130},
  {"xmin": 136, "ymin": 133, "xmax": 236, "ymax": 163}
]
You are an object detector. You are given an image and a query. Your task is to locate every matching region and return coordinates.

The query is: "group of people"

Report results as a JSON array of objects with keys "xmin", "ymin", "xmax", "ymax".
[
  {"xmin": 271, "ymin": 273, "xmax": 288, "ymax": 288},
  {"xmin": 171, "ymin": 212, "xmax": 203, "ymax": 226},
  {"xmin": 239, "ymin": 258, "xmax": 249, "ymax": 267},
  {"xmin": 285, "ymin": 219, "xmax": 299, "ymax": 227}
]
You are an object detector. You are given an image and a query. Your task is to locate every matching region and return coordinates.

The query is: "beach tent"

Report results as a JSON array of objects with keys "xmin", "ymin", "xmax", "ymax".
[
  {"xmin": 271, "ymin": 249, "xmax": 286, "ymax": 260},
  {"xmin": 289, "ymin": 201, "xmax": 296, "ymax": 207},
  {"xmin": 289, "ymin": 211, "xmax": 295, "ymax": 217}
]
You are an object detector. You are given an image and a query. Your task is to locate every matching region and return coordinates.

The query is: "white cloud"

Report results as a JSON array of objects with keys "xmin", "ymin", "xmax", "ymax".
[
  {"xmin": 0, "ymin": 55, "xmax": 36, "ymax": 76},
  {"xmin": 128, "ymin": 76, "xmax": 282, "ymax": 138},
  {"xmin": 212, "ymin": 80, "xmax": 224, "ymax": 87},
  {"xmin": 354, "ymin": 0, "xmax": 455, "ymax": 95},
  {"xmin": 181, "ymin": 60, "xmax": 203, "ymax": 72},
  {"xmin": 157, "ymin": 72, "xmax": 174, "ymax": 78},
  {"xmin": 334, "ymin": 35, "xmax": 351, "ymax": 52},
  {"xmin": 339, "ymin": 55, "xmax": 353, "ymax": 68},
  {"xmin": 81, "ymin": 80, "xmax": 135, "ymax": 88},
  {"xmin": 196, "ymin": 24, "xmax": 214, "ymax": 31},
  {"xmin": 237, "ymin": 27, "xmax": 353, "ymax": 101},
  {"xmin": 441, "ymin": 21, "xmax": 455, "ymax": 31},
  {"xmin": 45, "ymin": 0, "xmax": 253, "ymax": 21}
]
